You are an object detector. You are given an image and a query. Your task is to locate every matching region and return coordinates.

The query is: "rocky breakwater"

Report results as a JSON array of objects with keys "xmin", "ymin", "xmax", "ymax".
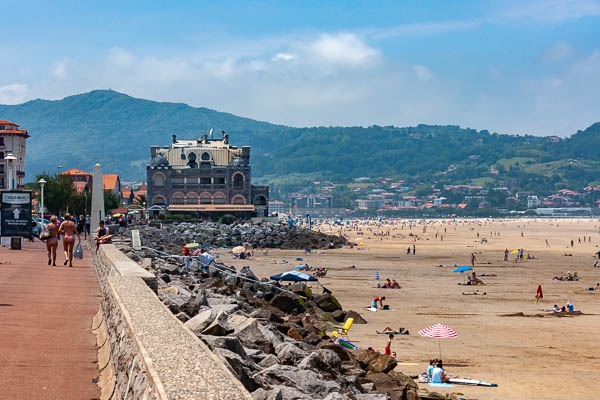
[
  {"xmin": 138, "ymin": 221, "xmax": 346, "ymax": 253},
  {"xmin": 119, "ymin": 246, "xmax": 452, "ymax": 400}
]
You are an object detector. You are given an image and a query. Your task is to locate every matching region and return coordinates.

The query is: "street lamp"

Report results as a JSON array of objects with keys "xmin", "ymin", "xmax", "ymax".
[
  {"xmin": 6, "ymin": 153, "xmax": 17, "ymax": 190},
  {"xmin": 57, "ymin": 165, "xmax": 63, "ymax": 175},
  {"xmin": 38, "ymin": 178, "xmax": 46, "ymax": 220}
]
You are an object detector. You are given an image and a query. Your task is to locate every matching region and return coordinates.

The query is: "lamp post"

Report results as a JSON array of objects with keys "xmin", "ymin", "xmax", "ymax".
[
  {"xmin": 6, "ymin": 153, "xmax": 17, "ymax": 190},
  {"xmin": 57, "ymin": 165, "xmax": 63, "ymax": 175},
  {"xmin": 38, "ymin": 178, "xmax": 46, "ymax": 220}
]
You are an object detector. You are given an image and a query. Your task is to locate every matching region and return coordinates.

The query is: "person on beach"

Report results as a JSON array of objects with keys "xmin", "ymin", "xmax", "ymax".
[
  {"xmin": 504, "ymin": 249, "xmax": 509, "ymax": 261},
  {"xmin": 94, "ymin": 220, "xmax": 113, "ymax": 252},
  {"xmin": 45, "ymin": 216, "xmax": 59, "ymax": 266},
  {"xmin": 58, "ymin": 213, "xmax": 80, "ymax": 267},
  {"xmin": 471, "ymin": 253, "xmax": 476, "ymax": 267},
  {"xmin": 427, "ymin": 359, "xmax": 437, "ymax": 381},
  {"xmin": 372, "ymin": 296, "xmax": 386, "ymax": 309},
  {"xmin": 384, "ymin": 334, "xmax": 393, "ymax": 355},
  {"xmin": 431, "ymin": 360, "xmax": 450, "ymax": 383}
]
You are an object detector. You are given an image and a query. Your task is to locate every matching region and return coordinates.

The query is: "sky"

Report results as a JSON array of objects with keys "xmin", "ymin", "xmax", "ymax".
[{"xmin": 2, "ymin": 0, "xmax": 600, "ymax": 136}]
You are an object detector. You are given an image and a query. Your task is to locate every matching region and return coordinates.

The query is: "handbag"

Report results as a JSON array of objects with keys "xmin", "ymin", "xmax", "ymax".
[
  {"xmin": 74, "ymin": 242, "xmax": 83, "ymax": 259},
  {"xmin": 40, "ymin": 228, "xmax": 51, "ymax": 241}
]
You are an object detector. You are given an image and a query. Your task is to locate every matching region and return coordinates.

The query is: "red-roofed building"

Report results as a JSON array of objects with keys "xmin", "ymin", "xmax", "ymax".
[
  {"xmin": 102, "ymin": 174, "xmax": 121, "ymax": 196},
  {"xmin": 0, "ymin": 120, "xmax": 29, "ymax": 189},
  {"xmin": 60, "ymin": 168, "xmax": 93, "ymax": 193}
]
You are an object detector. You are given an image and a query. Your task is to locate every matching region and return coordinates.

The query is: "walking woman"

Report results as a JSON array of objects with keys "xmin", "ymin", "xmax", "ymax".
[
  {"xmin": 45, "ymin": 216, "xmax": 59, "ymax": 266},
  {"xmin": 58, "ymin": 213, "xmax": 80, "ymax": 267}
]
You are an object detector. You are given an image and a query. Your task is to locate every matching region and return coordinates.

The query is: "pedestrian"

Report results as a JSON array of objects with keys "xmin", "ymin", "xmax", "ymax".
[
  {"xmin": 413, "ymin": 244, "xmax": 416, "ymax": 255},
  {"xmin": 118, "ymin": 216, "xmax": 127, "ymax": 240},
  {"xmin": 77, "ymin": 215, "xmax": 85, "ymax": 239},
  {"xmin": 471, "ymin": 253, "xmax": 476, "ymax": 267},
  {"xmin": 407, "ymin": 246, "xmax": 411, "ymax": 255},
  {"xmin": 85, "ymin": 214, "xmax": 91, "ymax": 238},
  {"xmin": 45, "ymin": 216, "xmax": 59, "ymax": 266},
  {"xmin": 504, "ymin": 249, "xmax": 509, "ymax": 261},
  {"xmin": 58, "ymin": 213, "xmax": 80, "ymax": 267},
  {"xmin": 385, "ymin": 334, "xmax": 393, "ymax": 356}
]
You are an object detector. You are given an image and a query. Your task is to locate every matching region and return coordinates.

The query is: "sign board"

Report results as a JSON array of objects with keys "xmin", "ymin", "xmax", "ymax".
[{"xmin": 1, "ymin": 191, "xmax": 32, "ymax": 237}]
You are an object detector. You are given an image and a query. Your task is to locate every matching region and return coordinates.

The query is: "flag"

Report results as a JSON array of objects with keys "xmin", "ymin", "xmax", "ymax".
[{"xmin": 535, "ymin": 285, "xmax": 543, "ymax": 304}]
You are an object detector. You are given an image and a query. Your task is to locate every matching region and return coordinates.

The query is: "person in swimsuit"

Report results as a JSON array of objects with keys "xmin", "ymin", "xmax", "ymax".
[
  {"xmin": 58, "ymin": 213, "xmax": 80, "ymax": 267},
  {"xmin": 45, "ymin": 216, "xmax": 59, "ymax": 266},
  {"xmin": 94, "ymin": 220, "xmax": 113, "ymax": 253}
]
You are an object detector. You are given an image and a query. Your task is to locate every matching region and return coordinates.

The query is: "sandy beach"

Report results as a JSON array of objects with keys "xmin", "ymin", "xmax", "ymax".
[{"xmin": 227, "ymin": 218, "xmax": 600, "ymax": 400}]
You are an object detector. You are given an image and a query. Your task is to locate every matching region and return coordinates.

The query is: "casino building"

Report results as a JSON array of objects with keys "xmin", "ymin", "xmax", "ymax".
[{"xmin": 146, "ymin": 131, "xmax": 268, "ymax": 217}]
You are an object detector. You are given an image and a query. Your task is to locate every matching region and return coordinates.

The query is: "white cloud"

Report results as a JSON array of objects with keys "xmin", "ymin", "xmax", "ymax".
[
  {"xmin": 273, "ymin": 52, "xmax": 295, "ymax": 61},
  {"xmin": 302, "ymin": 33, "xmax": 379, "ymax": 67},
  {"xmin": 413, "ymin": 65, "xmax": 433, "ymax": 82},
  {"xmin": 0, "ymin": 83, "xmax": 28, "ymax": 104},
  {"xmin": 51, "ymin": 59, "xmax": 70, "ymax": 80}
]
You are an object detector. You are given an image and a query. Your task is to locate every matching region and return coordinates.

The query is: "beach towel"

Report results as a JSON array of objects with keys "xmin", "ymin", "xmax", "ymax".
[
  {"xmin": 428, "ymin": 383, "xmax": 455, "ymax": 388},
  {"xmin": 377, "ymin": 332, "xmax": 409, "ymax": 335}
]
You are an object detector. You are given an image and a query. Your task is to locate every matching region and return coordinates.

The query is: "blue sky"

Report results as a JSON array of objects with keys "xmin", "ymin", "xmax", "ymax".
[{"xmin": 2, "ymin": 0, "xmax": 600, "ymax": 136}]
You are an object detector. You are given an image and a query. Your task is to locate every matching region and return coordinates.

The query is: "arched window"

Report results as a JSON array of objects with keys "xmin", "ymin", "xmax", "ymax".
[
  {"xmin": 172, "ymin": 192, "xmax": 185, "ymax": 204},
  {"xmin": 187, "ymin": 152, "xmax": 197, "ymax": 168},
  {"xmin": 232, "ymin": 195, "xmax": 246, "ymax": 205},
  {"xmin": 186, "ymin": 192, "xmax": 198, "ymax": 204},
  {"xmin": 153, "ymin": 173, "xmax": 165, "ymax": 187},
  {"xmin": 201, "ymin": 152, "xmax": 211, "ymax": 161},
  {"xmin": 213, "ymin": 192, "xmax": 226, "ymax": 205},
  {"xmin": 199, "ymin": 192, "xmax": 212, "ymax": 204},
  {"xmin": 152, "ymin": 195, "xmax": 166, "ymax": 206},
  {"xmin": 233, "ymin": 173, "xmax": 244, "ymax": 189},
  {"xmin": 255, "ymin": 195, "xmax": 267, "ymax": 206}
]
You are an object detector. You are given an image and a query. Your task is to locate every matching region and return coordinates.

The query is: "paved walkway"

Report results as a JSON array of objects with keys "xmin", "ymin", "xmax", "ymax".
[{"xmin": 0, "ymin": 239, "xmax": 100, "ymax": 400}]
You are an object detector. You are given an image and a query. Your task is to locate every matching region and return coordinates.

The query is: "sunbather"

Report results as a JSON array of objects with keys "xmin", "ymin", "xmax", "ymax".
[
  {"xmin": 431, "ymin": 360, "xmax": 450, "ymax": 383},
  {"xmin": 391, "ymin": 279, "xmax": 401, "ymax": 289},
  {"xmin": 377, "ymin": 326, "xmax": 409, "ymax": 334}
]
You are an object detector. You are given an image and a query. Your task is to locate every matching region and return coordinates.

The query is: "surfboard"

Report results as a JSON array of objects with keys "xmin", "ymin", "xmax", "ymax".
[{"xmin": 449, "ymin": 378, "xmax": 498, "ymax": 387}]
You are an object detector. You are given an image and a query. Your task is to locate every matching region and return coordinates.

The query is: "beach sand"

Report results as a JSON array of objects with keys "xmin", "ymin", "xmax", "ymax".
[{"xmin": 227, "ymin": 218, "xmax": 600, "ymax": 400}]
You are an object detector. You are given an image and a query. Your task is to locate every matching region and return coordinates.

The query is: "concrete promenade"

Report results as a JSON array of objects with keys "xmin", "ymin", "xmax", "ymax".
[{"xmin": 0, "ymin": 239, "xmax": 100, "ymax": 400}]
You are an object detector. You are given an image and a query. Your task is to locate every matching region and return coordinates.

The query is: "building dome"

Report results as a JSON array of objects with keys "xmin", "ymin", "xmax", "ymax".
[{"xmin": 150, "ymin": 154, "xmax": 169, "ymax": 166}]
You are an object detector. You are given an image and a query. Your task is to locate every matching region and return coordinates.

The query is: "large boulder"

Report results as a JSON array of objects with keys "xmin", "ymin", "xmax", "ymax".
[
  {"xmin": 297, "ymin": 349, "xmax": 341, "ymax": 376},
  {"xmin": 180, "ymin": 291, "xmax": 208, "ymax": 316},
  {"xmin": 345, "ymin": 310, "xmax": 368, "ymax": 324},
  {"xmin": 365, "ymin": 371, "xmax": 419, "ymax": 400},
  {"xmin": 184, "ymin": 308, "xmax": 215, "ymax": 334},
  {"xmin": 355, "ymin": 350, "xmax": 397, "ymax": 374},
  {"xmin": 200, "ymin": 335, "xmax": 247, "ymax": 358},
  {"xmin": 251, "ymin": 388, "xmax": 283, "ymax": 400},
  {"xmin": 201, "ymin": 311, "xmax": 231, "ymax": 336},
  {"xmin": 214, "ymin": 348, "xmax": 258, "ymax": 392},
  {"xmin": 317, "ymin": 343, "xmax": 353, "ymax": 362},
  {"xmin": 271, "ymin": 293, "xmax": 306, "ymax": 314},
  {"xmin": 275, "ymin": 342, "xmax": 308, "ymax": 365},
  {"xmin": 228, "ymin": 314, "xmax": 275, "ymax": 354},
  {"xmin": 314, "ymin": 293, "xmax": 343, "ymax": 312}
]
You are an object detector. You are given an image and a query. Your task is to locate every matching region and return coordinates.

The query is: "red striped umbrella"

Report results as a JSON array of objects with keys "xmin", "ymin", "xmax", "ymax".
[{"xmin": 418, "ymin": 323, "xmax": 458, "ymax": 358}]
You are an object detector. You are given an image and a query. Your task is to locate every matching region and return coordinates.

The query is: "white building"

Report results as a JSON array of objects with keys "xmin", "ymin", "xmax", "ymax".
[
  {"xmin": 0, "ymin": 120, "xmax": 29, "ymax": 190},
  {"xmin": 527, "ymin": 195, "xmax": 540, "ymax": 208}
]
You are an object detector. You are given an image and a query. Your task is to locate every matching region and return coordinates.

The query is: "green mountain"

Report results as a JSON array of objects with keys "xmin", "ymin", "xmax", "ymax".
[{"xmin": 1, "ymin": 90, "xmax": 599, "ymax": 196}]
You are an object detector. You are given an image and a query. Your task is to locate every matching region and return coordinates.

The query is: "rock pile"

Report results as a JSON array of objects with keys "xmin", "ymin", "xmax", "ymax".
[
  {"xmin": 118, "ymin": 245, "xmax": 448, "ymax": 400},
  {"xmin": 137, "ymin": 221, "xmax": 346, "ymax": 253}
]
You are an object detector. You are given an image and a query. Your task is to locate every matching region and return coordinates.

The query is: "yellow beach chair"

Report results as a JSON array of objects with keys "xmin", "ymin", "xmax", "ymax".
[{"xmin": 336, "ymin": 317, "xmax": 354, "ymax": 340}]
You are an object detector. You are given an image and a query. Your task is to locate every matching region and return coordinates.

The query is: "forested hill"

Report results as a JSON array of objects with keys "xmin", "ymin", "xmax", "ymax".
[{"xmin": 1, "ymin": 90, "xmax": 599, "ymax": 193}]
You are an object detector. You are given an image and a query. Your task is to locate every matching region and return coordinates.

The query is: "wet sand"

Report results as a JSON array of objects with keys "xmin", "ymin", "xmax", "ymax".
[{"xmin": 228, "ymin": 218, "xmax": 600, "ymax": 400}]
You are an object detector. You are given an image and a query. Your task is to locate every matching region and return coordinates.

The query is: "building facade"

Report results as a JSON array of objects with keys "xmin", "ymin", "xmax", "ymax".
[
  {"xmin": 0, "ymin": 120, "xmax": 29, "ymax": 190},
  {"xmin": 146, "ymin": 132, "xmax": 268, "ymax": 217}
]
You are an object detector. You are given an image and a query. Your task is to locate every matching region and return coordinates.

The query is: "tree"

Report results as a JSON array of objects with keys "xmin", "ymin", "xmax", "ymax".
[
  {"xmin": 33, "ymin": 174, "xmax": 78, "ymax": 215},
  {"xmin": 133, "ymin": 194, "xmax": 147, "ymax": 207},
  {"xmin": 104, "ymin": 191, "xmax": 120, "ymax": 212}
]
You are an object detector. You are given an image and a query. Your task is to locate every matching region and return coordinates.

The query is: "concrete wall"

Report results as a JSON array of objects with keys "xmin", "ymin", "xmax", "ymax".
[{"xmin": 92, "ymin": 243, "xmax": 252, "ymax": 400}]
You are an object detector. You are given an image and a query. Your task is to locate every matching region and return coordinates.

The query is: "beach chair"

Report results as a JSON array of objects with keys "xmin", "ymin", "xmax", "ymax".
[{"xmin": 336, "ymin": 318, "xmax": 354, "ymax": 340}]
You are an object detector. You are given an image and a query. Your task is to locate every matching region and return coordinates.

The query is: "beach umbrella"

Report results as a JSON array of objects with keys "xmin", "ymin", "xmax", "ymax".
[
  {"xmin": 270, "ymin": 270, "xmax": 318, "ymax": 282},
  {"xmin": 232, "ymin": 246, "xmax": 245, "ymax": 254},
  {"xmin": 418, "ymin": 323, "xmax": 458, "ymax": 358},
  {"xmin": 511, "ymin": 249, "xmax": 518, "ymax": 254},
  {"xmin": 453, "ymin": 266, "xmax": 472, "ymax": 272},
  {"xmin": 185, "ymin": 242, "xmax": 200, "ymax": 250},
  {"xmin": 374, "ymin": 268, "xmax": 380, "ymax": 281}
]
